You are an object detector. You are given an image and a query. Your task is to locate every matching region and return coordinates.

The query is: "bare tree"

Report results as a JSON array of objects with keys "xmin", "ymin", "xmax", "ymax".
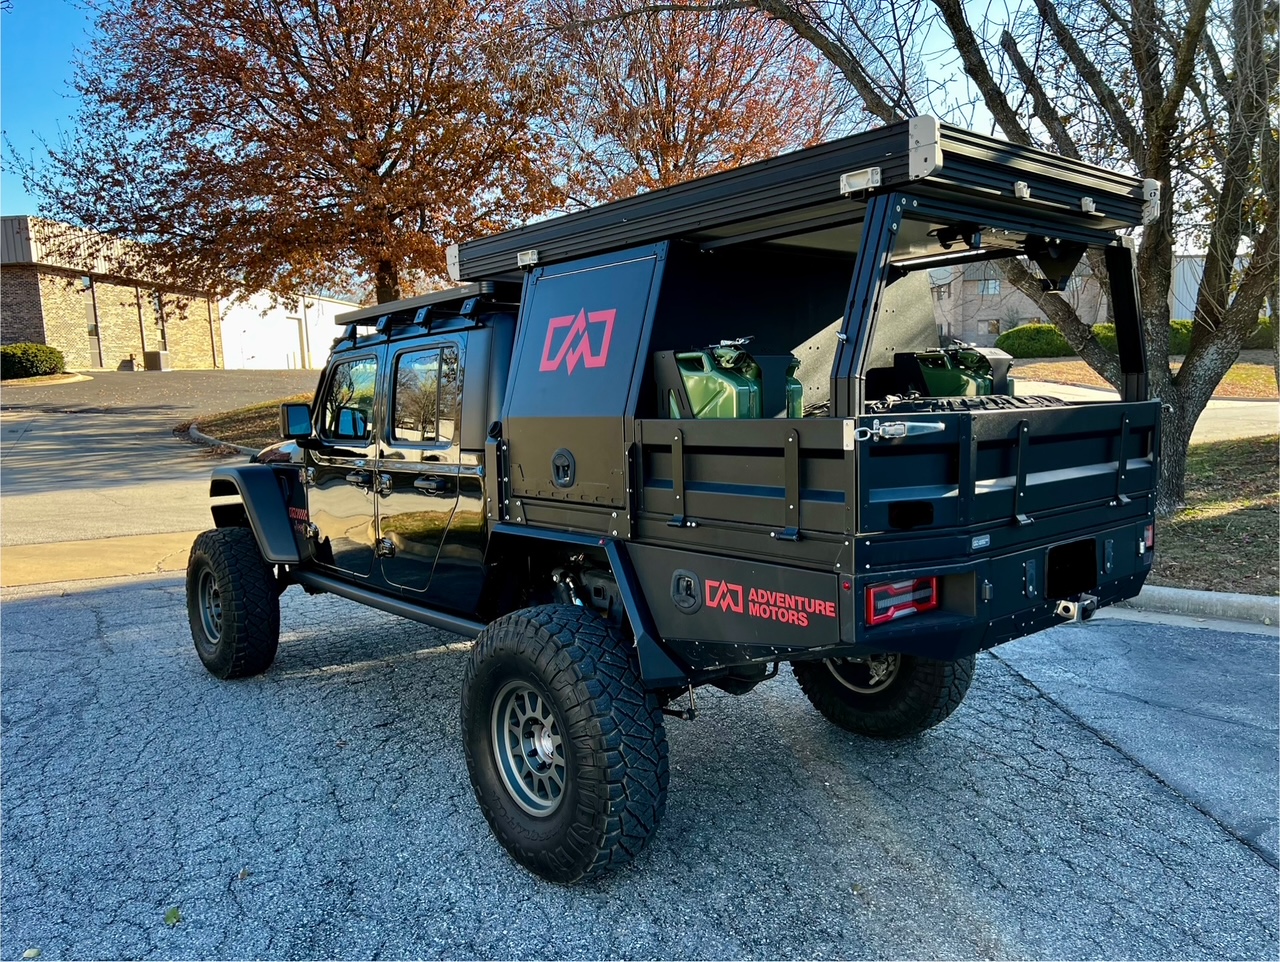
[
  {"xmin": 735, "ymin": 0, "xmax": 1277, "ymax": 513},
  {"xmin": 543, "ymin": 0, "xmax": 852, "ymax": 203}
]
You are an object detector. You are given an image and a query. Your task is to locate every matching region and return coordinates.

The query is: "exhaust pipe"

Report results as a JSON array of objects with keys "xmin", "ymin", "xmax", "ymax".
[{"xmin": 1056, "ymin": 593, "xmax": 1099, "ymax": 622}]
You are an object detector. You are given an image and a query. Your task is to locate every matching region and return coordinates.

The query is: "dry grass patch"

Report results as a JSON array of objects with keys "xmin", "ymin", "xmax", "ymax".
[
  {"xmin": 1014, "ymin": 354, "xmax": 1278, "ymax": 399},
  {"xmin": 188, "ymin": 393, "xmax": 313, "ymax": 451},
  {"xmin": 1149, "ymin": 435, "xmax": 1279, "ymax": 595}
]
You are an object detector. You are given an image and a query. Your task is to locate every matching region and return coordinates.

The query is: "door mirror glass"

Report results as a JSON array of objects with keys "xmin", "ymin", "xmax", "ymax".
[
  {"xmin": 280, "ymin": 402, "xmax": 312, "ymax": 439},
  {"xmin": 336, "ymin": 406, "xmax": 369, "ymax": 440}
]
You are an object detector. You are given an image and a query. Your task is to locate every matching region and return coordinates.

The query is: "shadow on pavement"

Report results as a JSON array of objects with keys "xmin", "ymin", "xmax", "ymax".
[{"xmin": 0, "ymin": 578, "xmax": 1274, "ymax": 960}]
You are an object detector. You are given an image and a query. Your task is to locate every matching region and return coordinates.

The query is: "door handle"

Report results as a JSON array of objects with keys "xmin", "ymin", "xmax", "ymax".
[
  {"xmin": 413, "ymin": 476, "xmax": 448, "ymax": 494},
  {"xmin": 346, "ymin": 470, "xmax": 371, "ymax": 486}
]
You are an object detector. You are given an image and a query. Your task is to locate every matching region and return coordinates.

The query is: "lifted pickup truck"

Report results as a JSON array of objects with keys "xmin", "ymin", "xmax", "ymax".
[{"xmin": 187, "ymin": 117, "xmax": 1160, "ymax": 882}]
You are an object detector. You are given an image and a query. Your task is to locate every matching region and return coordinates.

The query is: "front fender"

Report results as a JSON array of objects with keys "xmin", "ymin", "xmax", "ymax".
[{"xmin": 209, "ymin": 465, "xmax": 300, "ymax": 564}]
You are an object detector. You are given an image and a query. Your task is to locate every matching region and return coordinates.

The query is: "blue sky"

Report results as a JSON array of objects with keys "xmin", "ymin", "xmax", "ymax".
[{"xmin": 1, "ymin": 0, "xmax": 92, "ymax": 216}]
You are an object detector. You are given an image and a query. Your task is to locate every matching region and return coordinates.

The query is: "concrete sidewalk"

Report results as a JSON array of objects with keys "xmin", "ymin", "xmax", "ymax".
[
  {"xmin": 1016, "ymin": 379, "xmax": 1279, "ymax": 442},
  {"xmin": 0, "ymin": 530, "xmax": 200, "ymax": 587}
]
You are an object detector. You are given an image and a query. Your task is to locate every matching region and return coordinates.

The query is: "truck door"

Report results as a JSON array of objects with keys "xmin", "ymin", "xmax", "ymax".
[
  {"xmin": 375, "ymin": 339, "xmax": 463, "ymax": 595},
  {"xmin": 308, "ymin": 351, "xmax": 381, "ymax": 577}
]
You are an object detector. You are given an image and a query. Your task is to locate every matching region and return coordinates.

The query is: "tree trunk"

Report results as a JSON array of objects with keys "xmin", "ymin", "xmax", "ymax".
[
  {"xmin": 1156, "ymin": 396, "xmax": 1193, "ymax": 519},
  {"xmin": 375, "ymin": 259, "xmax": 401, "ymax": 304},
  {"xmin": 1271, "ymin": 286, "xmax": 1278, "ymax": 392}
]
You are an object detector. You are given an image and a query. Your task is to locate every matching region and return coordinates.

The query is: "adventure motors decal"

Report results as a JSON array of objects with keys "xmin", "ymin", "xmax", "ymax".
[
  {"xmin": 539, "ymin": 308, "xmax": 616, "ymax": 373},
  {"xmin": 705, "ymin": 578, "xmax": 835, "ymax": 628}
]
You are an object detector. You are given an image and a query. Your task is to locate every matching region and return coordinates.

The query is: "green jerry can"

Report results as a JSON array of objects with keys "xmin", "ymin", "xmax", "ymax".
[
  {"xmin": 670, "ymin": 343, "xmax": 762, "ymax": 419},
  {"xmin": 667, "ymin": 342, "xmax": 804, "ymax": 418},
  {"xmin": 783, "ymin": 355, "xmax": 803, "ymax": 418},
  {"xmin": 914, "ymin": 349, "xmax": 994, "ymax": 397}
]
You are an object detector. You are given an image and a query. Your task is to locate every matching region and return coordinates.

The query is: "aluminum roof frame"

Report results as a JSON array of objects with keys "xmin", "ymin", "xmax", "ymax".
[{"xmin": 451, "ymin": 118, "xmax": 1152, "ymax": 281}]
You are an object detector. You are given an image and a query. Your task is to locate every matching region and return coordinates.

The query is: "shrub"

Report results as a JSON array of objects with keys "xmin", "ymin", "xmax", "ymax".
[
  {"xmin": 1168, "ymin": 319, "xmax": 1193, "ymax": 355},
  {"xmin": 1244, "ymin": 315, "xmax": 1275, "ymax": 351},
  {"xmin": 1, "ymin": 343, "xmax": 65, "ymax": 379},
  {"xmin": 1092, "ymin": 323, "xmax": 1118, "ymax": 353},
  {"xmin": 1003, "ymin": 316, "xmax": 1270, "ymax": 361},
  {"xmin": 994, "ymin": 323, "xmax": 1074, "ymax": 358},
  {"xmin": 1089, "ymin": 320, "xmax": 1195, "ymax": 356}
]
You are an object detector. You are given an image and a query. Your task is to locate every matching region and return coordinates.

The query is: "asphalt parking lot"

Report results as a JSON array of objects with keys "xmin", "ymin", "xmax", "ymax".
[
  {"xmin": 0, "ymin": 369, "xmax": 321, "ymax": 416},
  {"xmin": 1, "ymin": 576, "xmax": 1275, "ymax": 960},
  {"xmin": 0, "ymin": 371, "xmax": 320, "ymax": 547}
]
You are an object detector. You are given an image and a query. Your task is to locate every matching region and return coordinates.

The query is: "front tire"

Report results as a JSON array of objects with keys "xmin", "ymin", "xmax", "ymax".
[
  {"xmin": 792, "ymin": 652, "xmax": 975, "ymax": 738},
  {"xmin": 461, "ymin": 605, "xmax": 669, "ymax": 883},
  {"xmin": 186, "ymin": 527, "xmax": 280, "ymax": 679}
]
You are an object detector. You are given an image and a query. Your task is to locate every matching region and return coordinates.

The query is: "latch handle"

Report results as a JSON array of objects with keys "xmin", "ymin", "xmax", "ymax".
[{"xmin": 845, "ymin": 419, "xmax": 947, "ymax": 445}]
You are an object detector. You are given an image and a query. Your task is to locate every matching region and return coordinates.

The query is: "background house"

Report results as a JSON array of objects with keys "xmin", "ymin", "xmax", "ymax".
[
  {"xmin": 1, "ymin": 216, "xmax": 362, "ymax": 371},
  {"xmin": 928, "ymin": 261, "xmax": 1109, "ymax": 346},
  {"xmin": 1, "ymin": 216, "xmax": 224, "ymax": 370},
  {"xmin": 219, "ymin": 292, "xmax": 359, "ymax": 370},
  {"xmin": 928, "ymin": 255, "xmax": 1225, "ymax": 346}
]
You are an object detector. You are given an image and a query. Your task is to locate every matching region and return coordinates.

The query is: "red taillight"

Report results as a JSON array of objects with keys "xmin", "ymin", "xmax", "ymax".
[
  {"xmin": 1144, "ymin": 524, "xmax": 1155, "ymax": 549},
  {"xmin": 866, "ymin": 577, "xmax": 938, "ymax": 626}
]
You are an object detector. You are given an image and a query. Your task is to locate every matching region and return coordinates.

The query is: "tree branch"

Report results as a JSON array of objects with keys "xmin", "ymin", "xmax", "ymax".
[
  {"xmin": 1030, "ymin": 0, "xmax": 1144, "ymax": 165},
  {"xmin": 999, "ymin": 30, "xmax": 1079, "ymax": 157},
  {"xmin": 930, "ymin": 0, "xmax": 1031, "ymax": 144}
]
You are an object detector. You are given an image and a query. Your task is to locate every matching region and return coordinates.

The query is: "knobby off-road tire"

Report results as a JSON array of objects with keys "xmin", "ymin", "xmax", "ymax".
[
  {"xmin": 792, "ymin": 653, "xmax": 975, "ymax": 738},
  {"xmin": 186, "ymin": 527, "xmax": 280, "ymax": 679},
  {"xmin": 461, "ymin": 604, "xmax": 669, "ymax": 883}
]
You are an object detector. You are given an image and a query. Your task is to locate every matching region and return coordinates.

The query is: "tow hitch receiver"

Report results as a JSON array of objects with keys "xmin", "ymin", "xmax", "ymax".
[{"xmin": 1055, "ymin": 593, "xmax": 1099, "ymax": 622}]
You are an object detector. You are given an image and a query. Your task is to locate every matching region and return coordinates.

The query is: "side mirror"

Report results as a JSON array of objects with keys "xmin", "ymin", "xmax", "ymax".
[
  {"xmin": 280, "ymin": 402, "xmax": 313, "ymax": 440},
  {"xmin": 336, "ymin": 407, "xmax": 369, "ymax": 440}
]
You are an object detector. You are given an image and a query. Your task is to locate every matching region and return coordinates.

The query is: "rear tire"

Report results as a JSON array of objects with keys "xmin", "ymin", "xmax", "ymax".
[
  {"xmin": 186, "ymin": 527, "xmax": 280, "ymax": 679},
  {"xmin": 461, "ymin": 604, "xmax": 669, "ymax": 882},
  {"xmin": 792, "ymin": 652, "xmax": 975, "ymax": 738}
]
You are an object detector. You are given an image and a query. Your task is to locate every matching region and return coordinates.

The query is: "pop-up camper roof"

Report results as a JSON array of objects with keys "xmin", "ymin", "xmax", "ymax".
[{"xmin": 448, "ymin": 117, "xmax": 1156, "ymax": 283}]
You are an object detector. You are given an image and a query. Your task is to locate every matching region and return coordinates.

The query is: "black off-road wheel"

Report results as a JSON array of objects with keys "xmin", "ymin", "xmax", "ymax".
[
  {"xmin": 792, "ymin": 652, "xmax": 975, "ymax": 738},
  {"xmin": 186, "ymin": 527, "xmax": 280, "ymax": 679},
  {"xmin": 461, "ymin": 604, "xmax": 669, "ymax": 883}
]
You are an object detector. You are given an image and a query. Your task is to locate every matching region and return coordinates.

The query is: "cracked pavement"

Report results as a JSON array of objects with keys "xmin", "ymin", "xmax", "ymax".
[{"xmin": 2, "ymin": 576, "xmax": 1275, "ymax": 960}]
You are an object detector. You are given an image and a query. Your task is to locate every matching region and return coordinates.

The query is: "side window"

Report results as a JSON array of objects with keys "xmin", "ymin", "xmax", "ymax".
[
  {"xmin": 393, "ymin": 346, "xmax": 459, "ymax": 444},
  {"xmin": 318, "ymin": 355, "xmax": 378, "ymax": 441}
]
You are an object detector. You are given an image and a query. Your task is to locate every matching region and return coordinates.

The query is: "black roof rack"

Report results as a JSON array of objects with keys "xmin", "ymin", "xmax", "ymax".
[{"xmin": 332, "ymin": 281, "xmax": 520, "ymax": 327}]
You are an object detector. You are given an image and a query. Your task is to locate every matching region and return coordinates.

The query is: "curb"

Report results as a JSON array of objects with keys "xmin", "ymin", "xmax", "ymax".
[
  {"xmin": 186, "ymin": 424, "xmax": 259, "ymax": 456},
  {"xmin": 1, "ymin": 372, "xmax": 94, "ymax": 387},
  {"xmin": 1120, "ymin": 585, "xmax": 1278, "ymax": 626}
]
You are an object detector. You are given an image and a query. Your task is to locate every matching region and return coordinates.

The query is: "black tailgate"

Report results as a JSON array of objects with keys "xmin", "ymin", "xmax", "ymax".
[{"xmin": 857, "ymin": 401, "xmax": 1160, "ymax": 535}]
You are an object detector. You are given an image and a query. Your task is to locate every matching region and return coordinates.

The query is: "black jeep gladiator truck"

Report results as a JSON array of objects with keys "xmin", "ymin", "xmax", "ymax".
[{"xmin": 187, "ymin": 117, "xmax": 1161, "ymax": 882}]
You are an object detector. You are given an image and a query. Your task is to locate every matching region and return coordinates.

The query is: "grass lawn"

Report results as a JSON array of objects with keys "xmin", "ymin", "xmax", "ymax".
[
  {"xmin": 181, "ymin": 393, "xmax": 312, "ymax": 451},
  {"xmin": 1015, "ymin": 351, "xmax": 1279, "ymax": 399},
  {"xmin": 1148, "ymin": 435, "xmax": 1279, "ymax": 596},
  {"xmin": 189, "ymin": 398, "xmax": 1278, "ymax": 596}
]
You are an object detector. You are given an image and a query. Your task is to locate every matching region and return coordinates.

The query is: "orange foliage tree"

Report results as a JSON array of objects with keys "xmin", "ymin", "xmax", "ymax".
[
  {"xmin": 19, "ymin": 0, "xmax": 565, "ymax": 302},
  {"xmin": 544, "ymin": 0, "xmax": 850, "ymax": 202}
]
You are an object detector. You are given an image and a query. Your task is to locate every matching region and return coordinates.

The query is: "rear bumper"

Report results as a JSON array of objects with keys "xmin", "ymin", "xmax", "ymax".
[
  {"xmin": 843, "ymin": 517, "xmax": 1155, "ymax": 660},
  {"xmin": 627, "ymin": 516, "xmax": 1154, "ymax": 673}
]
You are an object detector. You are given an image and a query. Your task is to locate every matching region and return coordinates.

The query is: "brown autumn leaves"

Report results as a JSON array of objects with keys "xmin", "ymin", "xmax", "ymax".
[{"xmin": 26, "ymin": 0, "xmax": 847, "ymax": 302}]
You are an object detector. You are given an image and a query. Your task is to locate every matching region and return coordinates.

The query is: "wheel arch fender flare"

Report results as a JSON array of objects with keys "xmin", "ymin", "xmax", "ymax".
[
  {"xmin": 209, "ymin": 464, "xmax": 300, "ymax": 564},
  {"xmin": 482, "ymin": 525, "xmax": 689, "ymax": 690}
]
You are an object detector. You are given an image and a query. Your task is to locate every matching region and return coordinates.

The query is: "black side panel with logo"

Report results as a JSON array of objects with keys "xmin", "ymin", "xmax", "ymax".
[
  {"xmin": 501, "ymin": 245, "xmax": 666, "ymax": 511},
  {"xmin": 627, "ymin": 543, "xmax": 844, "ymax": 670}
]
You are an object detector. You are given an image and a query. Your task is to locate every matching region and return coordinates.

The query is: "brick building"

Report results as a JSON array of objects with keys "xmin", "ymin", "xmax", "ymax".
[
  {"xmin": 0, "ymin": 216, "xmax": 223, "ymax": 370},
  {"xmin": 928, "ymin": 261, "xmax": 1109, "ymax": 347}
]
